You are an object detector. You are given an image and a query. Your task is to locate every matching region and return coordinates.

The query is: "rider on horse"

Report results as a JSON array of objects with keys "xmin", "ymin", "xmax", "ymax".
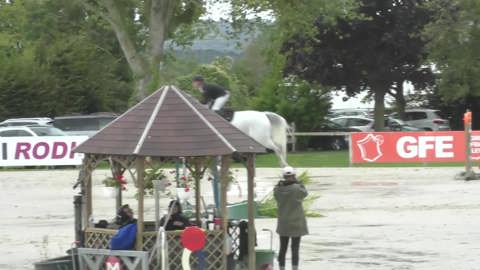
[{"xmin": 192, "ymin": 76, "xmax": 230, "ymax": 112}]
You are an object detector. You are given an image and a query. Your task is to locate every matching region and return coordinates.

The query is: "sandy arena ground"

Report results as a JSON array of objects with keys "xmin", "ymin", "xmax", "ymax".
[{"xmin": 1, "ymin": 167, "xmax": 480, "ymax": 270}]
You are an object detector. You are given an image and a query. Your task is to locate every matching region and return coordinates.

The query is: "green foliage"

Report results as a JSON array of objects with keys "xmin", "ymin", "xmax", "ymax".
[
  {"xmin": 282, "ymin": 0, "xmax": 435, "ymax": 130},
  {"xmin": 297, "ymin": 171, "xmax": 312, "ymax": 185},
  {"xmin": 232, "ymin": 32, "xmax": 272, "ymax": 97},
  {"xmin": 0, "ymin": 51, "xmax": 55, "ymax": 118},
  {"xmin": 252, "ymin": 56, "xmax": 331, "ymax": 131},
  {"xmin": 256, "ymin": 196, "xmax": 278, "ymax": 217},
  {"xmin": 227, "ymin": 0, "xmax": 360, "ymax": 39},
  {"xmin": 144, "ymin": 165, "xmax": 167, "ymax": 196},
  {"xmin": 425, "ymin": 0, "xmax": 480, "ymax": 100},
  {"xmin": 0, "ymin": 0, "xmax": 132, "ymax": 119},
  {"xmin": 257, "ymin": 172, "xmax": 321, "ymax": 218},
  {"xmin": 102, "ymin": 177, "xmax": 123, "ymax": 188},
  {"xmin": 175, "ymin": 56, "xmax": 251, "ymax": 110}
]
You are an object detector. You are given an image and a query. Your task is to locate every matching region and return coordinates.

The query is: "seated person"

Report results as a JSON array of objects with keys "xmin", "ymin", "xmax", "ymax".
[
  {"xmin": 110, "ymin": 204, "xmax": 137, "ymax": 250},
  {"xmin": 159, "ymin": 200, "xmax": 190, "ymax": 231}
]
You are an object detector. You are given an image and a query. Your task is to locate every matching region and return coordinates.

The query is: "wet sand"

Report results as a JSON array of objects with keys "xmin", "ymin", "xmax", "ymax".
[{"xmin": 1, "ymin": 167, "xmax": 479, "ymax": 269}]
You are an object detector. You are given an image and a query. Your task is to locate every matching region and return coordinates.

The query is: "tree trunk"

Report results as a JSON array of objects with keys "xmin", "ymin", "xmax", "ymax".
[
  {"xmin": 373, "ymin": 88, "xmax": 387, "ymax": 131},
  {"xmin": 95, "ymin": 0, "xmax": 172, "ymax": 101},
  {"xmin": 468, "ymin": 96, "xmax": 480, "ymax": 130},
  {"xmin": 135, "ymin": 73, "xmax": 152, "ymax": 102},
  {"xmin": 395, "ymin": 83, "xmax": 406, "ymax": 120}
]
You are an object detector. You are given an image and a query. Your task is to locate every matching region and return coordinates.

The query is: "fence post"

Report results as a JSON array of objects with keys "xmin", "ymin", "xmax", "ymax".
[
  {"xmin": 291, "ymin": 122, "xmax": 297, "ymax": 152},
  {"xmin": 74, "ymin": 195, "xmax": 83, "ymax": 246},
  {"xmin": 348, "ymin": 133, "xmax": 353, "ymax": 167},
  {"xmin": 463, "ymin": 110, "xmax": 477, "ymax": 180}
]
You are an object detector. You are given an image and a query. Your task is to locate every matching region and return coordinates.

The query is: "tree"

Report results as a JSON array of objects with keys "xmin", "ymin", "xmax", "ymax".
[
  {"xmin": 232, "ymin": 32, "xmax": 272, "ymax": 97},
  {"xmin": 0, "ymin": 0, "xmax": 133, "ymax": 119},
  {"xmin": 421, "ymin": 0, "xmax": 480, "ymax": 129},
  {"xmin": 282, "ymin": 0, "xmax": 434, "ymax": 130},
  {"xmin": 77, "ymin": 0, "xmax": 207, "ymax": 101},
  {"xmin": 227, "ymin": 0, "xmax": 359, "ymax": 38},
  {"xmin": 175, "ymin": 56, "xmax": 251, "ymax": 110},
  {"xmin": 425, "ymin": 0, "xmax": 480, "ymax": 100},
  {"xmin": 252, "ymin": 56, "xmax": 331, "ymax": 132}
]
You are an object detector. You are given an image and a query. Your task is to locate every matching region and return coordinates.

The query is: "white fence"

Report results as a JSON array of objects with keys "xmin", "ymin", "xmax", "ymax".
[{"xmin": 289, "ymin": 123, "xmax": 351, "ymax": 152}]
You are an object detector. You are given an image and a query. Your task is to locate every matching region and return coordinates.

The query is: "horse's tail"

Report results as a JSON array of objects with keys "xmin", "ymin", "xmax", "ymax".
[{"xmin": 264, "ymin": 112, "xmax": 290, "ymax": 167}]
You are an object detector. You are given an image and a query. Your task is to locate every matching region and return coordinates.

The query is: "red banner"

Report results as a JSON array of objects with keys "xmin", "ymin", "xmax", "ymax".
[{"xmin": 351, "ymin": 131, "xmax": 480, "ymax": 163}]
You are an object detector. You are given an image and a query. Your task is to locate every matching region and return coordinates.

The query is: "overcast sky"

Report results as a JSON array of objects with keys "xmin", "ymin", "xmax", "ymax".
[{"xmin": 204, "ymin": 2, "xmax": 230, "ymax": 21}]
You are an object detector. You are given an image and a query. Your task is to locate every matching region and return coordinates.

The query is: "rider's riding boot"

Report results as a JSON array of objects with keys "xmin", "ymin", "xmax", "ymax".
[{"xmin": 293, "ymin": 266, "xmax": 299, "ymax": 270}]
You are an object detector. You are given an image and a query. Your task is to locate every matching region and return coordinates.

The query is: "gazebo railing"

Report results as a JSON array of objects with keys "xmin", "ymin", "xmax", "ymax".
[{"xmin": 77, "ymin": 248, "xmax": 149, "ymax": 270}]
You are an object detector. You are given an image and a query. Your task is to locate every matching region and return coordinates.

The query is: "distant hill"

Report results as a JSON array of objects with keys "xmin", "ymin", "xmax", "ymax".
[
  {"xmin": 171, "ymin": 22, "xmax": 256, "ymax": 63},
  {"xmin": 174, "ymin": 49, "xmax": 242, "ymax": 63}
]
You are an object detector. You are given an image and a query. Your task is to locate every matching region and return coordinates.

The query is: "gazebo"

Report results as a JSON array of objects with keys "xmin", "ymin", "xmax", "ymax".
[{"xmin": 74, "ymin": 85, "xmax": 265, "ymax": 269}]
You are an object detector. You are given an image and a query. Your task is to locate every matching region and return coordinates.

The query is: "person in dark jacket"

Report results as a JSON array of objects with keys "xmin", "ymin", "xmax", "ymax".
[
  {"xmin": 110, "ymin": 204, "xmax": 137, "ymax": 250},
  {"xmin": 274, "ymin": 166, "xmax": 308, "ymax": 270},
  {"xmin": 192, "ymin": 76, "xmax": 230, "ymax": 111},
  {"xmin": 159, "ymin": 200, "xmax": 190, "ymax": 231}
]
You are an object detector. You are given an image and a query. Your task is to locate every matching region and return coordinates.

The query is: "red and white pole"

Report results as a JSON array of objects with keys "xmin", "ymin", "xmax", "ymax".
[{"xmin": 463, "ymin": 110, "xmax": 476, "ymax": 180}]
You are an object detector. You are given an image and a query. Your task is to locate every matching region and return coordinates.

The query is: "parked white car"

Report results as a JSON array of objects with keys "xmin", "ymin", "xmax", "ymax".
[
  {"xmin": 331, "ymin": 116, "xmax": 373, "ymax": 131},
  {"xmin": 0, "ymin": 125, "xmax": 66, "ymax": 137},
  {"xmin": 390, "ymin": 109, "xmax": 450, "ymax": 131},
  {"xmin": 0, "ymin": 117, "xmax": 53, "ymax": 127}
]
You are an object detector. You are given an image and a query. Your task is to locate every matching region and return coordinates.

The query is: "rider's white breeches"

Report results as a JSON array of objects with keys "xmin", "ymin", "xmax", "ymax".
[{"xmin": 211, "ymin": 91, "xmax": 230, "ymax": 110}]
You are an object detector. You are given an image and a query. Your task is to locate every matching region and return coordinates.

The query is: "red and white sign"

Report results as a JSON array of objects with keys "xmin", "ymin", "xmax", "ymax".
[
  {"xmin": 351, "ymin": 131, "xmax": 480, "ymax": 163},
  {"xmin": 105, "ymin": 256, "xmax": 122, "ymax": 270},
  {"xmin": 471, "ymin": 134, "xmax": 480, "ymax": 161},
  {"xmin": 0, "ymin": 136, "xmax": 88, "ymax": 167}
]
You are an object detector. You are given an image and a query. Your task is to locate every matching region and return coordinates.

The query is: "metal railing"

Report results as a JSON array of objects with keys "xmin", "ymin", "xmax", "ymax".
[{"xmin": 77, "ymin": 248, "xmax": 149, "ymax": 270}]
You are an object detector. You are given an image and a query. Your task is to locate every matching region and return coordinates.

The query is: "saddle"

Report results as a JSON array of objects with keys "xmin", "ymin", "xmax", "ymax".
[{"xmin": 216, "ymin": 108, "xmax": 235, "ymax": 122}]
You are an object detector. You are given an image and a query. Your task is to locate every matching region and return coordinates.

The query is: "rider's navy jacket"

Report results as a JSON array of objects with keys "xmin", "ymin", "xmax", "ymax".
[{"xmin": 201, "ymin": 83, "xmax": 227, "ymax": 104}]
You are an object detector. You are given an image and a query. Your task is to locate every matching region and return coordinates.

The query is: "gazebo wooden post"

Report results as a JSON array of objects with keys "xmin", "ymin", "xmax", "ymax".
[
  {"xmin": 83, "ymin": 155, "xmax": 93, "ymax": 229},
  {"xmin": 246, "ymin": 153, "xmax": 256, "ymax": 269},
  {"xmin": 193, "ymin": 159, "xmax": 203, "ymax": 225},
  {"xmin": 220, "ymin": 155, "xmax": 231, "ymax": 258},
  {"xmin": 135, "ymin": 156, "xmax": 145, "ymax": 251},
  {"xmin": 110, "ymin": 158, "xmax": 123, "ymax": 211}
]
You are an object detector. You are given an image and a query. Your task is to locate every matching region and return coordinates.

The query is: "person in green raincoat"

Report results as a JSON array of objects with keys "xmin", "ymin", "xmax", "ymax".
[{"xmin": 274, "ymin": 166, "xmax": 308, "ymax": 270}]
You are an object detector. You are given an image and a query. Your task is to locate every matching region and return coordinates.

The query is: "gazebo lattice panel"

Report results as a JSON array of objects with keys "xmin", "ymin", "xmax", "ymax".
[
  {"xmin": 164, "ymin": 230, "xmax": 226, "ymax": 270},
  {"xmin": 85, "ymin": 228, "xmax": 117, "ymax": 249},
  {"xmin": 228, "ymin": 222, "xmax": 241, "ymax": 260}
]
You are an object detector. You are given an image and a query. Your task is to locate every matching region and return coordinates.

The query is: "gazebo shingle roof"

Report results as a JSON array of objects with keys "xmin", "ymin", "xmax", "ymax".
[{"xmin": 74, "ymin": 86, "xmax": 266, "ymax": 156}]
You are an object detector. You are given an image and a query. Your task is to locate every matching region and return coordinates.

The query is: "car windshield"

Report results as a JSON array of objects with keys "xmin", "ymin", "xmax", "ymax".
[
  {"xmin": 54, "ymin": 116, "xmax": 116, "ymax": 131},
  {"xmin": 323, "ymin": 120, "xmax": 343, "ymax": 129},
  {"xmin": 390, "ymin": 119, "xmax": 407, "ymax": 126},
  {"xmin": 30, "ymin": 126, "xmax": 66, "ymax": 136},
  {"xmin": 434, "ymin": 110, "xmax": 447, "ymax": 119}
]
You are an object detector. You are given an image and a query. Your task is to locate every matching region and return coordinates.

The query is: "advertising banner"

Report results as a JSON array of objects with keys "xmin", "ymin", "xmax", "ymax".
[
  {"xmin": 0, "ymin": 136, "xmax": 88, "ymax": 167},
  {"xmin": 351, "ymin": 131, "xmax": 480, "ymax": 163},
  {"xmin": 471, "ymin": 133, "xmax": 480, "ymax": 161}
]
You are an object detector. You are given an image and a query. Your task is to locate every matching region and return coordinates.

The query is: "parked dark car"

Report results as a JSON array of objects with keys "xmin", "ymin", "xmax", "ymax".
[
  {"xmin": 370, "ymin": 118, "xmax": 422, "ymax": 132},
  {"xmin": 307, "ymin": 120, "xmax": 361, "ymax": 151},
  {"xmin": 53, "ymin": 113, "xmax": 117, "ymax": 137}
]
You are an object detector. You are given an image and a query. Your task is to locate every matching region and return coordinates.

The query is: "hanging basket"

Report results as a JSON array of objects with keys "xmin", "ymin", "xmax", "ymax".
[{"xmin": 102, "ymin": 187, "xmax": 119, "ymax": 198}]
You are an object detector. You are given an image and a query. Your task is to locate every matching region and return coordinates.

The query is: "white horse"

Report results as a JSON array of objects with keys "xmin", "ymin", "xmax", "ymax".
[{"xmin": 230, "ymin": 110, "xmax": 291, "ymax": 167}]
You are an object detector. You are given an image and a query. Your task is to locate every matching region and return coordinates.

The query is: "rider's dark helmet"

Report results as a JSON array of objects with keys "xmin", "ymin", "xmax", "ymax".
[{"xmin": 192, "ymin": 75, "xmax": 204, "ymax": 82}]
